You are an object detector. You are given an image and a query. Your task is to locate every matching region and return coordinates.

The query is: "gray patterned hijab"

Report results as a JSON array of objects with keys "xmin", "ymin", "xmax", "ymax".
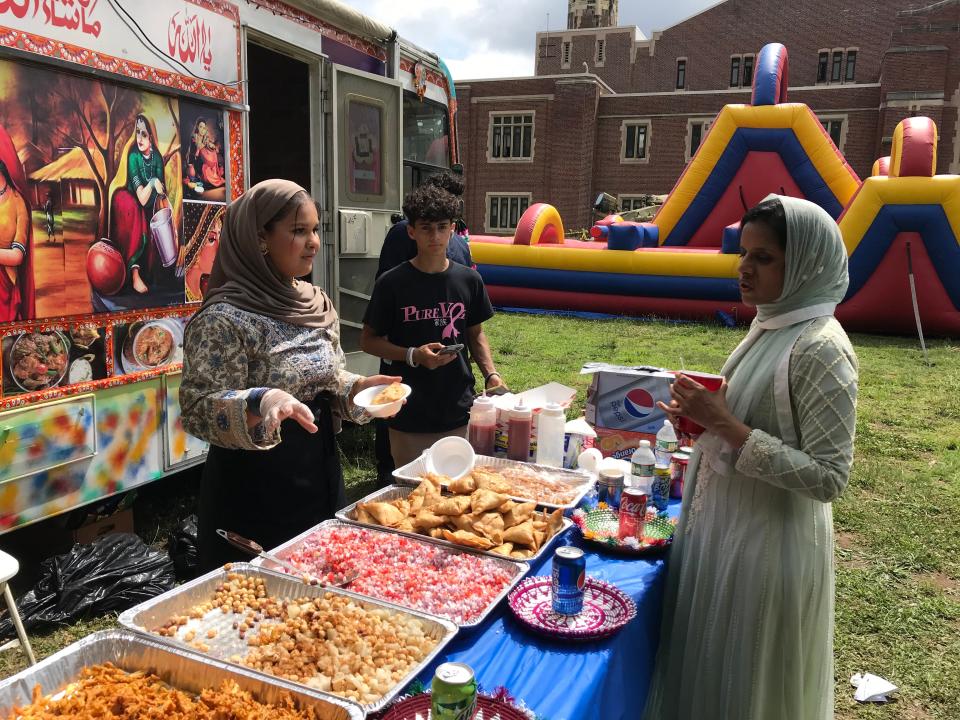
[{"xmin": 200, "ymin": 179, "xmax": 337, "ymax": 329}]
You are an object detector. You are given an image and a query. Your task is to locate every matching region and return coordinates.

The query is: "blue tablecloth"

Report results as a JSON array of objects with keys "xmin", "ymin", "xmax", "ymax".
[{"xmin": 413, "ymin": 500, "xmax": 681, "ymax": 720}]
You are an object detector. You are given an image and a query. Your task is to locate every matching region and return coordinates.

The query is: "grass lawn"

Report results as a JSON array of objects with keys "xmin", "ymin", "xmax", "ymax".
[{"xmin": 1, "ymin": 312, "xmax": 958, "ymax": 719}]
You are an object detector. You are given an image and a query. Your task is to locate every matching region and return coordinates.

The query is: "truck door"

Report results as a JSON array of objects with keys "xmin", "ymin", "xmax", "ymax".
[{"xmin": 326, "ymin": 65, "xmax": 402, "ymax": 374}]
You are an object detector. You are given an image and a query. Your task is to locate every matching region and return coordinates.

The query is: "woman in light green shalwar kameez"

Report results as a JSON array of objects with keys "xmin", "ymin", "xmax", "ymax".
[{"xmin": 642, "ymin": 196, "xmax": 859, "ymax": 720}]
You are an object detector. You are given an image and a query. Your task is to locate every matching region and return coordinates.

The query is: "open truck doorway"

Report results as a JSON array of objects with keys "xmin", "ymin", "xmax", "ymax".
[{"xmin": 246, "ymin": 42, "xmax": 312, "ymax": 191}]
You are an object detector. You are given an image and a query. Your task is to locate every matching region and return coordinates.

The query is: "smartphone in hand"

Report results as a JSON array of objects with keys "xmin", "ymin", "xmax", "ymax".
[{"xmin": 437, "ymin": 343, "xmax": 465, "ymax": 356}]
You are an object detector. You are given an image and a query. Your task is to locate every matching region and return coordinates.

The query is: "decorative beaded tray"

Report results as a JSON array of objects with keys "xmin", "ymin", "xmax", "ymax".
[
  {"xmin": 375, "ymin": 693, "xmax": 532, "ymax": 720},
  {"xmin": 571, "ymin": 506, "xmax": 676, "ymax": 555},
  {"xmin": 507, "ymin": 576, "xmax": 636, "ymax": 641}
]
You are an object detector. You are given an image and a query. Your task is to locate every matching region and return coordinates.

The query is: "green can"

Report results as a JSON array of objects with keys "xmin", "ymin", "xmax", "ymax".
[{"xmin": 431, "ymin": 662, "xmax": 478, "ymax": 720}]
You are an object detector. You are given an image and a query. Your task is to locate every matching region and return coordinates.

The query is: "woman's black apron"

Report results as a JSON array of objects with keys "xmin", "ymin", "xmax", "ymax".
[{"xmin": 197, "ymin": 396, "xmax": 344, "ymax": 571}]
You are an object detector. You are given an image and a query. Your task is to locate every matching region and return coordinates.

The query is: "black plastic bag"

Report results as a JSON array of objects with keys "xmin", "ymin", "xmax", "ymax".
[
  {"xmin": 0, "ymin": 533, "xmax": 175, "ymax": 639},
  {"xmin": 167, "ymin": 514, "xmax": 199, "ymax": 581}
]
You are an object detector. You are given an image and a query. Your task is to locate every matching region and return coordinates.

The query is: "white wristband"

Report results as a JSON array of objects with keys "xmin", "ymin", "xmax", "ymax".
[{"xmin": 406, "ymin": 346, "xmax": 419, "ymax": 368}]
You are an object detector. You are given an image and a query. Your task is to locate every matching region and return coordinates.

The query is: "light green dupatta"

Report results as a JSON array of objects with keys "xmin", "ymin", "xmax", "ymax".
[{"xmin": 695, "ymin": 195, "xmax": 850, "ymax": 476}]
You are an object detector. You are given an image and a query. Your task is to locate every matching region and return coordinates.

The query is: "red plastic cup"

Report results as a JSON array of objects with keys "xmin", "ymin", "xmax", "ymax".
[{"xmin": 672, "ymin": 371, "xmax": 724, "ymax": 436}]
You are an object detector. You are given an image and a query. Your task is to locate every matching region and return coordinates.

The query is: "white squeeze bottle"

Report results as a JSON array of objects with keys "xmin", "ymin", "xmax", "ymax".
[
  {"xmin": 535, "ymin": 402, "xmax": 566, "ymax": 467},
  {"xmin": 655, "ymin": 420, "xmax": 679, "ymax": 466},
  {"xmin": 630, "ymin": 439, "xmax": 656, "ymax": 494}
]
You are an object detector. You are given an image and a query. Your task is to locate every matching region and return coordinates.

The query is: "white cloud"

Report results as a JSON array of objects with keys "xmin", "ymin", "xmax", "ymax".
[
  {"xmin": 345, "ymin": 0, "xmax": 716, "ymax": 77},
  {"xmin": 445, "ymin": 47, "xmax": 533, "ymax": 81}
]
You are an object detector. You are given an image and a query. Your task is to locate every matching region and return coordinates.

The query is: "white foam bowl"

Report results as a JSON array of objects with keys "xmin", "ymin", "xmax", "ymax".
[
  {"xmin": 425, "ymin": 436, "xmax": 476, "ymax": 480},
  {"xmin": 353, "ymin": 383, "xmax": 412, "ymax": 418}
]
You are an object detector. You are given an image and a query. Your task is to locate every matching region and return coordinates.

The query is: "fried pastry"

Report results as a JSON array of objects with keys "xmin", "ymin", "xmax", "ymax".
[{"xmin": 372, "ymin": 382, "xmax": 405, "ymax": 404}]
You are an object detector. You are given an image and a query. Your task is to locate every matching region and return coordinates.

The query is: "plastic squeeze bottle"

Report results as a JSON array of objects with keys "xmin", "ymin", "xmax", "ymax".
[
  {"xmin": 535, "ymin": 402, "xmax": 566, "ymax": 467},
  {"xmin": 507, "ymin": 398, "xmax": 533, "ymax": 462},
  {"xmin": 655, "ymin": 420, "xmax": 679, "ymax": 466},
  {"xmin": 630, "ymin": 439, "xmax": 656, "ymax": 494},
  {"xmin": 467, "ymin": 395, "xmax": 497, "ymax": 457}
]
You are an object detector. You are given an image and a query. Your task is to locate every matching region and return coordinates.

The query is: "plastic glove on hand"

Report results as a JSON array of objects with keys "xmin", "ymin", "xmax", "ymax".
[{"xmin": 259, "ymin": 389, "xmax": 318, "ymax": 435}]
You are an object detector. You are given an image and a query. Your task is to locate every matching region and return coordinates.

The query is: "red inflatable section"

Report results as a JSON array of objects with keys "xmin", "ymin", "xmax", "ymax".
[
  {"xmin": 513, "ymin": 203, "xmax": 563, "ymax": 245},
  {"xmin": 687, "ymin": 152, "xmax": 803, "ymax": 246},
  {"xmin": 487, "ymin": 285, "xmax": 756, "ymax": 323},
  {"xmin": 836, "ymin": 231, "xmax": 958, "ymax": 335},
  {"xmin": 470, "ymin": 235, "xmax": 606, "ymax": 250},
  {"xmin": 891, "ymin": 117, "xmax": 937, "ymax": 178}
]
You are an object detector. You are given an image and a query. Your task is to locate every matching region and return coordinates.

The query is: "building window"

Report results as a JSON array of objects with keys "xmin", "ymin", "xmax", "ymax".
[
  {"xmin": 596, "ymin": 39, "xmax": 605, "ymax": 64},
  {"xmin": 676, "ymin": 59, "xmax": 686, "ymax": 89},
  {"xmin": 687, "ymin": 119, "xmax": 712, "ymax": 161},
  {"xmin": 831, "ymin": 50, "xmax": 843, "ymax": 82},
  {"xmin": 621, "ymin": 121, "xmax": 651, "ymax": 162},
  {"xmin": 845, "ymin": 50, "xmax": 857, "ymax": 81},
  {"xmin": 817, "ymin": 51, "xmax": 829, "ymax": 83},
  {"xmin": 489, "ymin": 113, "xmax": 534, "ymax": 161},
  {"xmin": 562, "ymin": 41, "xmax": 571, "ymax": 66},
  {"xmin": 742, "ymin": 55, "xmax": 754, "ymax": 87},
  {"xmin": 729, "ymin": 56, "xmax": 740, "ymax": 87},
  {"xmin": 486, "ymin": 193, "xmax": 531, "ymax": 233},
  {"xmin": 819, "ymin": 116, "xmax": 846, "ymax": 151},
  {"xmin": 619, "ymin": 196, "xmax": 648, "ymax": 212}
]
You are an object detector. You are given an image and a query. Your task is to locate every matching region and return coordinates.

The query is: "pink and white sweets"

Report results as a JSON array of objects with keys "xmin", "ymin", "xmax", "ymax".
[{"xmin": 280, "ymin": 525, "xmax": 517, "ymax": 624}]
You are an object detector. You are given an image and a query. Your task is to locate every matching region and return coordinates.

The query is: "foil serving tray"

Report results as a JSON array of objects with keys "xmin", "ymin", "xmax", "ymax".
[
  {"xmin": 393, "ymin": 453, "xmax": 594, "ymax": 511},
  {"xmin": 0, "ymin": 629, "xmax": 364, "ymax": 719},
  {"xmin": 336, "ymin": 485, "xmax": 573, "ymax": 565},
  {"xmin": 256, "ymin": 519, "xmax": 529, "ymax": 628},
  {"xmin": 118, "ymin": 563, "xmax": 456, "ymax": 714}
]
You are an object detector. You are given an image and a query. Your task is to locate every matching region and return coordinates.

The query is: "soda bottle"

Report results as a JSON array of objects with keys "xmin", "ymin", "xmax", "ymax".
[
  {"xmin": 630, "ymin": 439, "xmax": 655, "ymax": 494},
  {"xmin": 655, "ymin": 420, "xmax": 679, "ymax": 466}
]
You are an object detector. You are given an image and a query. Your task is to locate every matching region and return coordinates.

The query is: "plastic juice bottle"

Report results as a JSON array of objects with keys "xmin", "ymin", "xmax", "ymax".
[
  {"xmin": 655, "ymin": 420, "xmax": 679, "ymax": 465},
  {"xmin": 507, "ymin": 398, "xmax": 533, "ymax": 462},
  {"xmin": 630, "ymin": 439, "xmax": 656, "ymax": 494},
  {"xmin": 535, "ymin": 402, "xmax": 566, "ymax": 467},
  {"xmin": 467, "ymin": 395, "xmax": 497, "ymax": 457}
]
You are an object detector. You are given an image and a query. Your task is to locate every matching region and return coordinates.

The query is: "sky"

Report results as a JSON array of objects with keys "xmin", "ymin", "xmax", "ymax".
[{"xmin": 346, "ymin": 0, "xmax": 716, "ymax": 80}]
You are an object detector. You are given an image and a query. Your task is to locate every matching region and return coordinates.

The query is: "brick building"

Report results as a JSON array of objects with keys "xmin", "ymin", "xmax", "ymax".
[{"xmin": 456, "ymin": 0, "xmax": 960, "ymax": 234}]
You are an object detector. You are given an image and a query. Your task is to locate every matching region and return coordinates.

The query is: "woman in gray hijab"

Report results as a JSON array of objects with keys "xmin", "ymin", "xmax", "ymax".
[
  {"xmin": 181, "ymin": 179, "xmax": 400, "ymax": 570},
  {"xmin": 643, "ymin": 196, "xmax": 859, "ymax": 720}
]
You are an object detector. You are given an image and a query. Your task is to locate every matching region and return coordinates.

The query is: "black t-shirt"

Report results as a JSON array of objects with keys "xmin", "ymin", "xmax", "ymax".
[{"xmin": 364, "ymin": 261, "xmax": 494, "ymax": 433}]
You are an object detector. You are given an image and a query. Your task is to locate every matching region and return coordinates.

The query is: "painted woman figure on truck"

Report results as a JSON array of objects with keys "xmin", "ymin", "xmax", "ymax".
[
  {"xmin": 0, "ymin": 124, "xmax": 35, "ymax": 321},
  {"xmin": 182, "ymin": 201, "xmax": 223, "ymax": 302},
  {"xmin": 109, "ymin": 114, "xmax": 167, "ymax": 295},
  {"xmin": 186, "ymin": 117, "xmax": 225, "ymax": 193}
]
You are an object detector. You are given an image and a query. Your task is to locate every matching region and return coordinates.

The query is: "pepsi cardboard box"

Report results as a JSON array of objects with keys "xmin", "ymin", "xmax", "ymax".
[{"xmin": 582, "ymin": 363, "xmax": 674, "ymax": 443}]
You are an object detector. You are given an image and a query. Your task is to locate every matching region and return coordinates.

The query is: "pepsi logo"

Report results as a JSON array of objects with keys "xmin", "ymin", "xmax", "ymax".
[
  {"xmin": 576, "ymin": 570, "xmax": 585, "ymax": 591},
  {"xmin": 624, "ymin": 388, "xmax": 655, "ymax": 418}
]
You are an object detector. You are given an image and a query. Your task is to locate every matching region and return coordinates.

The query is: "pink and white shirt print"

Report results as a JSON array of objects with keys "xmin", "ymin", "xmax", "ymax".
[{"xmin": 401, "ymin": 301, "xmax": 466, "ymax": 340}]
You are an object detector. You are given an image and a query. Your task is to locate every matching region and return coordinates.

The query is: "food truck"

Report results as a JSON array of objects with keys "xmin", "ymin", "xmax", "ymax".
[{"xmin": 0, "ymin": 0, "xmax": 459, "ymax": 531}]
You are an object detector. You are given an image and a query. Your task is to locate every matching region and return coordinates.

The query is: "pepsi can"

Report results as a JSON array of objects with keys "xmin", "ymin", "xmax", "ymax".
[{"xmin": 551, "ymin": 546, "xmax": 586, "ymax": 615}]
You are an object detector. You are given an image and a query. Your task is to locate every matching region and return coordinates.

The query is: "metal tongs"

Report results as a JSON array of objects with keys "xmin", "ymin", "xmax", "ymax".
[{"xmin": 216, "ymin": 529, "xmax": 357, "ymax": 587}]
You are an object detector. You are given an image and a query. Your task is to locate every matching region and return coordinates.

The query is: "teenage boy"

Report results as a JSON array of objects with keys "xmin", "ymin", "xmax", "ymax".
[
  {"xmin": 361, "ymin": 184, "xmax": 504, "ymax": 467},
  {"xmin": 372, "ymin": 171, "xmax": 472, "ymax": 485},
  {"xmin": 376, "ymin": 171, "xmax": 472, "ymax": 277}
]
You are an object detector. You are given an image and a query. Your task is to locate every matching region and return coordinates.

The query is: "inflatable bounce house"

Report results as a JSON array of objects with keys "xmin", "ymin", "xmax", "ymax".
[{"xmin": 470, "ymin": 43, "xmax": 960, "ymax": 336}]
